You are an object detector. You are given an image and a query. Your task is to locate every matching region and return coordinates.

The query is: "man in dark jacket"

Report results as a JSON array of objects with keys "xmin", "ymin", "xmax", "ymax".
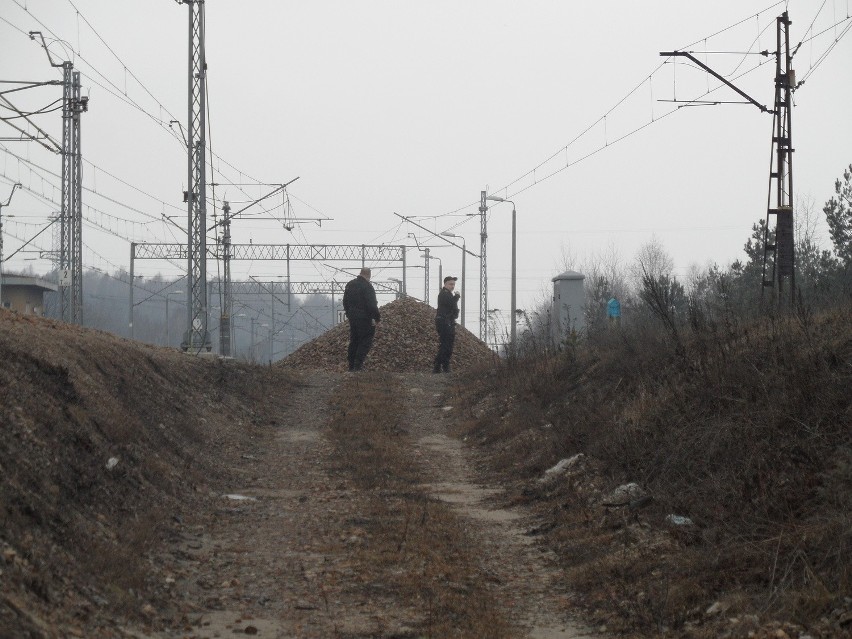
[
  {"xmin": 343, "ymin": 267, "xmax": 381, "ymax": 371},
  {"xmin": 433, "ymin": 276, "xmax": 460, "ymax": 373}
]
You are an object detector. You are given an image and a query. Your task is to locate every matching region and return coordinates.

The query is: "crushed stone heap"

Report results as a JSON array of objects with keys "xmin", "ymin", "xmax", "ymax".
[{"xmin": 279, "ymin": 296, "xmax": 495, "ymax": 373}]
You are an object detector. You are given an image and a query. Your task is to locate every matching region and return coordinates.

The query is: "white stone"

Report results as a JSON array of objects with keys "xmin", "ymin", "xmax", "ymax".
[
  {"xmin": 540, "ymin": 454, "xmax": 585, "ymax": 482},
  {"xmin": 603, "ymin": 482, "xmax": 647, "ymax": 505},
  {"xmin": 666, "ymin": 514, "xmax": 695, "ymax": 527}
]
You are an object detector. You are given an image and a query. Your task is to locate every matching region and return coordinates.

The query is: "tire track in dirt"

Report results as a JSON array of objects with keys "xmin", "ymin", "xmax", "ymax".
[{"xmin": 403, "ymin": 372, "xmax": 598, "ymax": 639}]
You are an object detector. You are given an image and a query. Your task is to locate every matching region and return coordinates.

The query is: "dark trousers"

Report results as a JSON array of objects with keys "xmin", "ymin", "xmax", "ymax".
[
  {"xmin": 347, "ymin": 317, "xmax": 375, "ymax": 371},
  {"xmin": 433, "ymin": 319, "xmax": 456, "ymax": 372}
]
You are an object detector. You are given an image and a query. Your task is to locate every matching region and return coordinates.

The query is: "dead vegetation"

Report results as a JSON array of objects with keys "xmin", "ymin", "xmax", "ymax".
[
  {"xmin": 454, "ymin": 305, "xmax": 852, "ymax": 638},
  {"xmin": 3, "ymin": 288, "xmax": 850, "ymax": 638},
  {"xmin": 0, "ymin": 310, "xmax": 297, "ymax": 638},
  {"xmin": 326, "ymin": 373, "xmax": 513, "ymax": 638}
]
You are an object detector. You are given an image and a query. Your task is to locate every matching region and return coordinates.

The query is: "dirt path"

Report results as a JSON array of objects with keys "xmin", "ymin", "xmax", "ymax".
[
  {"xmin": 126, "ymin": 370, "xmax": 596, "ymax": 638},
  {"xmin": 130, "ymin": 371, "xmax": 406, "ymax": 638},
  {"xmin": 402, "ymin": 373, "xmax": 596, "ymax": 639}
]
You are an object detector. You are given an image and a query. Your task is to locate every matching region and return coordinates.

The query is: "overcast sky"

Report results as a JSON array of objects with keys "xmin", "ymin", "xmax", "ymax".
[{"xmin": 2, "ymin": 0, "xmax": 850, "ymax": 335}]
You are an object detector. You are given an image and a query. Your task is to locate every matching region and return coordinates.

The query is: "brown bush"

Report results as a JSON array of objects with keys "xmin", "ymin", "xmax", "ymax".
[{"xmin": 458, "ymin": 304, "xmax": 852, "ymax": 636}]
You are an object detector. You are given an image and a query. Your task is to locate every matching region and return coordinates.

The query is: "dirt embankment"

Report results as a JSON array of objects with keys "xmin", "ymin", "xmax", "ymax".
[{"xmin": 0, "ymin": 310, "xmax": 296, "ymax": 638}]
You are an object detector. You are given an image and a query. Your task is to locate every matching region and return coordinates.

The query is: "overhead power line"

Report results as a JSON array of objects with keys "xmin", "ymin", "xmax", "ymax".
[
  {"xmin": 410, "ymin": 2, "xmax": 847, "ymax": 226},
  {"xmin": 4, "ymin": 4, "xmax": 308, "ymax": 223}
]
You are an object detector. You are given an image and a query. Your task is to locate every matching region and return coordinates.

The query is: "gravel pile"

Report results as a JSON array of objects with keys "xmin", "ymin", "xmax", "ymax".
[{"xmin": 279, "ymin": 296, "xmax": 495, "ymax": 373}]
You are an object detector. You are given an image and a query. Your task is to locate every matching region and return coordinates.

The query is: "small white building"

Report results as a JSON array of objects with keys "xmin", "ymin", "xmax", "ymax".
[
  {"xmin": 0, "ymin": 274, "xmax": 58, "ymax": 316},
  {"xmin": 551, "ymin": 270, "xmax": 585, "ymax": 345}
]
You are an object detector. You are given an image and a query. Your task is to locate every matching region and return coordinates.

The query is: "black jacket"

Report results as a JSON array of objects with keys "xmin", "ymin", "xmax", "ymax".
[
  {"xmin": 343, "ymin": 276, "xmax": 381, "ymax": 322},
  {"xmin": 436, "ymin": 287, "xmax": 460, "ymax": 324}
]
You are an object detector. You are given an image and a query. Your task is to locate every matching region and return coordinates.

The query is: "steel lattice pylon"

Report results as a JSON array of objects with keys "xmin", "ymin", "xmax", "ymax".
[
  {"xmin": 71, "ymin": 71, "xmax": 83, "ymax": 324},
  {"xmin": 479, "ymin": 190, "xmax": 487, "ymax": 343},
  {"xmin": 220, "ymin": 201, "xmax": 232, "ymax": 356},
  {"xmin": 762, "ymin": 11, "xmax": 796, "ymax": 305},
  {"xmin": 29, "ymin": 33, "xmax": 85, "ymax": 323},
  {"xmin": 182, "ymin": 0, "xmax": 211, "ymax": 352},
  {"xmin": 59, "ymin": 62, "xmax": 73, "ymax": 321},
  {"xmin": 58, "ymin": 66, "xmax": 85, "ymax": 324}
]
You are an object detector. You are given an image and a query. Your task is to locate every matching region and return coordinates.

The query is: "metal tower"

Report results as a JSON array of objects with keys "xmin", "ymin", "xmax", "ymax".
[
  {"xmin": 479, "ymin": 190, "xmax": 487, "ymax": 343},
  {"xmin": 762, "ymin": 11, "xmax": 796, "ymax": 305},
  {"xmin": 58, "ymin": 62, "xmax": 74, "ymax": 321},
  {"xmin": 181, "ymin": 0, "xmax": 211, "ymax": 351},
  {"xmin": 660, "ymin": 14, "xmax": 796, "ymax": 306},
  {"xmin": 58, "ymin": 65, "xmax": 86, "ymax": 324},
  {"xmin": 423, "ymin": 247, "xmax": 430, "ymax": 301},
  {"xmin": 71, "ymin": 71, "xmax": 84, "ymax": 324},
  {"xmin": 220, "ymin": 201, "xmax": 232, "ymax": 356}
]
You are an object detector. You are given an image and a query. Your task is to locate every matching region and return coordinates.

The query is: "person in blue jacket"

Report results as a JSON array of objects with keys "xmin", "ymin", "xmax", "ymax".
[
  {"xmin": 433, "ymin": 276, "xmax": 460, "ymax": 373},
  {"xmin": 607, "ymin": 297, "xmax": 621, "ymax": 325}
]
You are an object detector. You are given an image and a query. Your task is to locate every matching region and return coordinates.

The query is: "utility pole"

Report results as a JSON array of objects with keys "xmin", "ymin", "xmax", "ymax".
[
  {"xmin": 0, "ymin": 183, "xmax": 22, "ymax": 307},
  {"xmin": 270, "ymin": 283, "xmax": 275, "ymax": 363},
  {"xmin": 762, "ymin": 11, "xmax": 796, "ymax": 306},
  {"xmin": 661, "ymin": 11, "xmax": 796, "ymax": 307},
  {"xmin": 31, "ymin": 32, "xmax": 88, "ymax": 324},
  {"xmin": 59, "ymin": 61, "xmax": 73, "ymax": 322},
  {"xmin": 211, "ymin": 178, "xmax": 298, "ymax": 357},
  {"xmin": 423, "ymin": 247, "xmax": 430, "ymax": 301},
  {"xmin": 220, "ymin": 201, "xmax": 232, "ymax": 356},
  {"xmin": 129, "ymin": 242, "xmax": 135, "ymax": 338},
  {"xmin": 478, "ymin": 190, "xmax": 487, "ymax": 343},
  {"xmin": 70, "ymin": 71, "xmax": 84, "ymax": 325},
  {"xmin": 180, "ymin": 0, "xmax": 211, "ymax": 352}
]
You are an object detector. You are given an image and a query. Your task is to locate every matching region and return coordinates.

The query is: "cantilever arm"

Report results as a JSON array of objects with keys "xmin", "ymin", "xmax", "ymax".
[
  {"xmin": 660, "ymin": 51, "xmax": 771, "ymax": 113},
  {"xmin": 28, "ymin": 31, "xmax": 64, "ymax": 68}
]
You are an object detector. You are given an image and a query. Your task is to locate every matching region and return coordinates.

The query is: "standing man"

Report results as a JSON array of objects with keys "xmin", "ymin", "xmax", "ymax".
[
  {"xmin": 433, "ymin": 276, "xmax": 460, "ymax": 373},
  {"xmin": 343, "ymin": 267, "xmax": 381, "ymax": 371}
]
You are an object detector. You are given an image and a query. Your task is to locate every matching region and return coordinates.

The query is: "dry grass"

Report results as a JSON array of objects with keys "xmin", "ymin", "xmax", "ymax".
[
  {"xmin": 0, "ymin": 310, "xmax": 299, "ymax": 636},
  {"xmin": 455, "ymin": 305, "xmax": 852, "ymax": 636},
  {"xmin": 326, "ymin": 373, "xmax": 513, "ymax": 638}
]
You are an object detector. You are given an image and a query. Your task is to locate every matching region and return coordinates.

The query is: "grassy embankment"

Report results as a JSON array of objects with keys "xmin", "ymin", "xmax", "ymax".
[{"xmin": 455, "ymin": 306, "xmax": 851, "ymax": 637}]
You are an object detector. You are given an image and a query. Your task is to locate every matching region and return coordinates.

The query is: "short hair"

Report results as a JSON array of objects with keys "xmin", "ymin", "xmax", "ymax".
[{"xmin": 360, "ymin": 267, "xmax": 372, "ymax": 278}]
